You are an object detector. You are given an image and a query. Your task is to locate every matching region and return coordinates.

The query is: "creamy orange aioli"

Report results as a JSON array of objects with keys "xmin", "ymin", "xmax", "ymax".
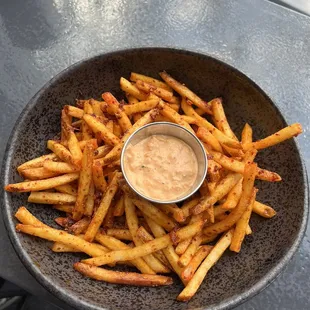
[{"xmin": 124, "ymin": 134, "xmax": 198, "ymax": 201}]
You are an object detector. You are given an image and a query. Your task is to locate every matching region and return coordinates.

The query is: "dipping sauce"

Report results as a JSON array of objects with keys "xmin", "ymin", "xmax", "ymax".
[{"xmin": 123, "ymin": 134, "xmax": 198, "ymax": 201}]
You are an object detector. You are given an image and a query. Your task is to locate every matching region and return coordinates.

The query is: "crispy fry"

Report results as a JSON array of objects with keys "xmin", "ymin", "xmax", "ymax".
[
  {"xmin": 20, "ymin": 167, "xmax": 60, "ymax": 180},
  {"xmin": 221, "ymin": 179, "xmax": 243, "ymax": 210},
  {"xmin": 66, "ymin": 128, "xmax": 83, "ymax": 167},
  {"xmin": 209, "ymin": 150, "xmax": 281, "ymax": 182},
  {"xmin": 241, "ymin": 123, "xmax": 253, "ymax": 144},
  {"xmin": 106, "ymin": 228, "xmax": 132, "ymax": 241},
  {"xmin": 196, "ymin": 127, "xmax": 223, "ymax": 152},
  {"xmin": 28, "ymin": 192, "xmax": 76, "ymax": 204},
  {"xmin": 178, "ymin": 234, "xmax": 202, "ymax": 267},
  {"xmin": 156, "ymin": 203, "xmax": 186, "ymax": 223},
  {"xmin": 94, "ymin": 145, "xmax": 113, "ymax": 159},
  {"xmin": 47, "ymin": 140, "xmax": 76, "ymax": 166},
  {"xmin": 203, "ymin": 163, "xmax": 257, "ymax": 236},
  {"xmin": 92, "ymin": 161, "xmax": 108, "ymax": 192},
  {"xmin": 74, "ymin": 263, "xmax": 172, "ymax": 286},
  {"xmin": 177, "ymin": 229, "xmax": 233, "ymax": 301},
  {"xmin": 159, "ymin": 72, "xmax": 212, "ymax": 114},
  {"xmin": 175, "ymin": 238, "xmax": 192, "ymax": 255},
  {"xmin": 90, "ymin": 99, "xmax": 105, "ymax": 117},
  {"xmin": 135, "ymin": 80, "xmax": 173, "ymax": 102},
  {"xmin": 113, "ymin": 195, "xmax": 125, "ymax": 217},
  {"xmin": 16, "ymin": 224, "xmax": 106, "ymax": 257},
  {"xmin": 15, "ymin": 206, "xmax": 46, "ymax": 227},
  {"xmin": 5, "ymin": 173, "xmax": 79, "ymax": 192},
  {"xmin": 181, "ymin": 245, "xmax": 213, "ymax": 281},
  {"xmin": 73, "ymin": 140, "xmax": 95, "ymax": 220},
  {"xmin": 65, "ymin": 105, "xmax": 84, "ymax": 119},
  {"xmin": 83, "ymin": 114, "xmax": 120, "ymax": 146},
  {"xmin": 55, "ymin": 184, "xmax": 78, "ymax": 196},
  {"xmin": 120, "ymin": 77, "xmax": 148, "ymax": 101},
  {"xmin": 17, "ymin": 153, "xmax": 58, "ymax": 173},
  {"xmin": 211, "ymin": 98, "xmax": 238, "ymax": 140},
  {"xmin": 53, "ymin": 204, "xmax": 74, "ymax": 213},
  {"xmin": 84, "ymin": 181, "xmax": 95, "ymax": 216},
  {"xmin": 230, "ymin": 189, "xmax": 257, "ymax": 252},
  {"xmin": 69, "ymin": 217, "xmax": 91, "ymax": 235},
  {"xmin": 243, "ymin": 123, "xmax": 302, "ymax": 150},
  {"xmin": 130, "ymin": 72, "xmax": 172, "ymax": 92},
  {"xmin": 123, "ymin": 99, "xmax": 159, "ymax": 115},
  {"xmin": 181, "ymin": 198, "xmax": 200, "ymax": 219},
  {"xmin": 253, "ymin": 201, "xmax": 276, "ymax": 218},
  {"xmin": 43, "ymin": 161, "xmax": 79, "ymax": 173},
  {"xmin": 84, "ymin": 172, "xmax": 120, "ymax": 242}
]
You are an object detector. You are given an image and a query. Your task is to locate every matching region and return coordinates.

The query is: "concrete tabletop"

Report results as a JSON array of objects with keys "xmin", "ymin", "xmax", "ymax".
[{"xmin": 0, "ymin": 0, "xmax": 309, "ymax": 309}]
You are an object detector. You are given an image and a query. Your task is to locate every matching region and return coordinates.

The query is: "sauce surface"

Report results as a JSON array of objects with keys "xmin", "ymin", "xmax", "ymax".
[{"xmin": 124, "ymin": 134, "xmax": 198, "ymax": 201}]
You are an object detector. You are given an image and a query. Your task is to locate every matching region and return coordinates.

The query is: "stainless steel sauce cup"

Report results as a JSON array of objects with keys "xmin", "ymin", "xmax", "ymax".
[{"xmin": 121, "ymin": 122, "xmax": 208, "ymax": 204}]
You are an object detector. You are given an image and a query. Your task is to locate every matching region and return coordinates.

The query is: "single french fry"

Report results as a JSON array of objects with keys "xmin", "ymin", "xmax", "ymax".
[
  {"xmin": 17, "ymin": 153, "xmax": 58, "ymax": 173},
  {"xmin": 159, "ymin": 72, "xmax": 212, "ymax": 114},
  {"xmin": 84, "ymin": 181, "xmax": 95, "ymax": 216},
  {"xmin": 66, "ymin": 128, "xmax": 83, "ymax": 167},
  {"xmin": 101, "ymin": 108, "xmax": 159, "ymax": 165},
  {"xmin": 55, "ymin": 184, "xmax": 78, "ymax": 196},
  {"xmin": 47, "ymin": 140, "xmax": 76, "ymax": 166},
  {"xmin": 105, "ymin": 120, "xmax": 114, "ymax": 133},
  {"xmin": 181, "ymin": 245, "xmax": 213, "ymax": 281},
  {"xmin": 5, "ymin": 173, "xmax": 79, "ymax": 193},
  {"xmin": 113, "ymin": 195, "xmax": 125, "ymax": 217},
  {"xmin": 181, "ymin": 100, "xmax": 241, "ymax": 149},
  {"xmin": 90, "ymin": 99, "xmax": 105, "ymax": 117},
  {"xmin": 102, "ymin": 92, "xmax": 132, "ymax": 132},
  {"xmin": 130, "ymin": 72, "xmax": 172, "ymax": 92},
  {"xmin": 158, "ymin": 101, "xmax": 194, "ymax": 133},
  {"xmin": 103, "ymin": 203, "xmax": 115, "ymax": 228},
  {"xmin": 203, "ymin": 163, "xmax": 257, "ymax": 236},
  {"xmin": 83, "ymin": 114, "xmax": 120, "ymax": 146},
  {"xmin": 221, "ymin": 179, "xmax": 243, "ymax": 210},
  {"xmin": 135, "ymin": 80, "xmax": 173, "ymax": 102},
  {"xmin": 191, "ymin": 173, "xmax": 242, "ymax": 215},
  {"xmin": 196, "ymin": 127, "xmax": 223, "ymax": 152},
  {"xmin": 92, "ymin": 161, "xmax": 108, "ymax": 192},
  {"xmin": 53, "ymin": 204, "xmax": 74, "ymax": 213},
  {"xmin": 120, "ymin": 77, "xmax": 148, "ymax": 101},
  {"xmin": 51, "ymin": 242, "xmax": 79, "ymax": 253},
  {"xmin": 241, "ymin": 123, "xmax": 253, "ymax": 144},
  {"xmin": 208, "ymin": 150, "xmax": 281, "ymax": 182},
  {"xmin": 73, "ymin": 140, "xmax": 95, "ymax": 220},
  {"xmin": 132, "ymin": 198, "xmax": 176, "ymax": 231},
  {"xmin": 43, "ymin": 161, "xmax": 79, "ymax": 174},
  {"xmin": 230, "ymin": 188, "xmax": 257, "ymax": 252},
  {"xmin": 177, "ymin": 229, "xmax": 234, "ymax": 301},
  {"xmin": 65, "ymin": 105, "xmax": 84, "ymax": 119},
  {"xmin": 28, "ymin": 192, "xmax": 76, "ymax": 204},
  {"xmin": 94, "ymin": 145, "xmax": 113, "ymax": 159},
  {"xmin": 16, "ymin": 224, "xmax": 107, "ymax": 257},
  {"xmin": 156, "ymin": 203, "xmax": 186, "ymax": 223},
  {"xmin": 123, "ymin": 99, "xmax": 159, "ymax": 115},
  {"xmin": 84, "ymin": 172, "xmax": 120, "ymax": 242},
  {"xmin": 15, "ymin": 206, "xmax": 46, "ymax": 227},
  {"xmin": 175, "ymin": 238, "xmax": 192, "ymax": 255},
  {"xmin": 95, "ymin": 233, "xmax": 155, "ymax": 274},
  {"xmin": 211, "ymin": 98, "xmax": 238, "ymax": 140},
  {"xmin": 178, "ymin": 234, "xmax": 203, "ymax": 267},
  {"xmin": 124, "ymin": 195, "xmax": 170, "ymax": 274},
  {"xmin": 252, "ymin": 201, "xmax": 276, "ymax": 218},
  {"xmin": 20, "ymin": 167, "xmax": 60, "ymax": 180},
  {"xmin": 68, "ymin": 217, "xmax": 91, "ymax": 235},
  {"xmin": 74, "ymin": 263, "xmax": 172, "ymax": 286},
  {"xmin": 106, "ymin": 228, "xmax": 132, "ymax": 241},
  {"xmin": 222, "ymin": 144, "xmax": 245, "ymax": 157},
  {"xmin": 243, "ymin": 123, "xmax": 302, "ymax": 150}
]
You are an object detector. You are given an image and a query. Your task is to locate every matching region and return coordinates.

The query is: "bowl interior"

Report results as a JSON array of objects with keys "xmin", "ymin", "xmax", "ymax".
[{"xmin": 2, "ymin": 48, "xmax": 307, "ymax": 310}]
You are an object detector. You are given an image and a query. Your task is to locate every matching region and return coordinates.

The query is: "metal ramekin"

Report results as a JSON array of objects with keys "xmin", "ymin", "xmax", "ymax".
[{"xmin": 120, "ymin": 122, "xmax": 207, "ymax": 204}]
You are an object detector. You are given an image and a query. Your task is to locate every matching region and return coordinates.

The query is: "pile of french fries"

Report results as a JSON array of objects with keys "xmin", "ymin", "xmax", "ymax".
[{"xmin": 5, "ymin": 71, "xmax": 302, "ymax": 301}]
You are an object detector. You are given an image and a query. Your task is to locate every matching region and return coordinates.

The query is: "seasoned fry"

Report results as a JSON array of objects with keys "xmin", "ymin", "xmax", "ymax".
[
  {"xmin": 178, "ymin": 234, "xmax": 202, "ymax": 267},
  {"xmin": 221, "ymin": 179, "xmax": 243, "ymax": 210},
  {"xmin": 66, "ymin": 127, "xmax": 83, "ymax": 167},
  {"xmin": 5, "ymin": 173, "xmax": 79, "ymax": 192},
  {"xmin": 196, "ymin": 127, "xmax": 223, "ymax": 152},
  {"xmin": 177, "ymin": 229, "xmax": 234, "ymax": 301},
  {"xmin": 241, "ymin": 123, "xmax": 253, "ymax": 144},
  {"xmin": 175, "ymin": 238, "xmax": 192, "ymax": 255},
  {"xmin": 47, "ymin": 140, "xmax": 76, "ymax": 166},
  {"xmin": 43, "ymin": 161, "xmax": 79, "ymax": 173},
  {"xmin": 84, "ymin": 181, "xmax": 95, "ymax": 216},
  {"xmin": 106, "ymin": 228, "xmax": 132, "ymax": 241},
  {"xmin": 211, "ymin": 98, "xmax": 237, "ymax": 140},
  {"xmin": 135, "ymin": 80, "xmax": 173, "ymax": 102},
  {"xmin": 230, "ymin": 189, "xmax": 257, "ymax": 252},
  {"xmin": 83, "ymin": 114, "xmax": 120, "ymax": 146},
  {"xmin": 181, "ymin": 245, "xmax": 213, "ymax": 281},
  {"xmin": 84, "ymin": 172, "xmax": 120, "ymax": 242},
  {"xmin": 253, "ymin": 201, "xmax": 276, "ymax": 218},
  {"xmin": 74, "ymin": 263, "xmax": 172, "ymax": 286},
  {"xmin": 203, "ymin": 163, "xmax": 257, "ymax": 236},
  {"xmin": 53, "ymin": 204, "xmax": 74, "ymax": 213},
  {"xmin": 73, "ymin": 140, "xmax": 95, "ymax": 220},
  {"xmin": 181, "ymin": 197, "xmax": 200, "ymax": 219},
  {"xmin": 69, "ymin": 217, "xmax": 91, "ymax": 235},
  {"xmin": 15, "ymin": 206, "xmax": 46, "ymax": 227},
  {"xmin": 113, "ymin": 195, "xmax": 125, "ymax": 217},
  {"xmin": 28, "ymin": 192, "xmax": 76, "ymax": 204},
  {"xmin": 156, "ymin": 203, "xmax": 186, "ymax": 223},
  {"xmin": 65, "ymin": 105, "xmax": 84, "ymax": 119},
  {"xmin": 159, "ymin": 71, "xmax": 212, "ymax": 114},
  {"xmin": 92, "ymin": 161, "xmax": 108, "ymax": 192},
  {"xmin": 243, "ymin": 123, "xmax": 302, "ymax": 150},
  {"xmin": 55, "ymin": 184, "xmax": 78, "ymax": 196},
  {"xmin": 120, "ymin": 77, "xmax": 148, "ymax": 101},
  {"xmin": 20, "ymin": 167, "xmax": 59, "ymax": 180},
  {"xmin": 123, "ymin": 99, "xmax": 159, "ymax": 115},
  {"xmin": 17, "ymin": 153, "xmax": 58, "ymax": 173},
  {"xmin": 94, "ymin": 145, "xmax": 113, "ymax": 159},
  {"xmin": 130, "ymin": 72, "xmax": 172, "ymax": 92}
]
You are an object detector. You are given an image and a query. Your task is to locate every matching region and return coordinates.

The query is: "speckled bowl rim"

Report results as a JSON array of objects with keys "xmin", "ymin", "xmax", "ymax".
[{"xmin": 1, "ymin": 47, "xmax": 308, "ymax": 310}]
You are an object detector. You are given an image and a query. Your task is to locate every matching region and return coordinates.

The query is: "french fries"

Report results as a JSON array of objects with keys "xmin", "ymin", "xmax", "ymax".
[{"xmin": 6, "ymin": 71, "xmax": 302, "ymax": 302}]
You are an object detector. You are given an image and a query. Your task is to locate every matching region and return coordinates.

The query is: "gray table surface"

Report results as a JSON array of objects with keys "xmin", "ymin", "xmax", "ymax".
[{"xmin": 0, "ymin": 0, "xmax": 309, "ymax": 309}]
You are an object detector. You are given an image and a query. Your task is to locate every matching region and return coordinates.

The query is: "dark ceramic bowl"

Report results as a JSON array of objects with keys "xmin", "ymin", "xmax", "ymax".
[{"xmin": 1, "ymin": 48, "xmax": 308, "ymax": 310}]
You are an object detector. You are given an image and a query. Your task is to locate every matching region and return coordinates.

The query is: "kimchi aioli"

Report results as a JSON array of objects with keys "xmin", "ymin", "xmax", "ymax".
[{"xmin": 124, "ymin": 135, "xmax": 198, "ymax": 201}]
